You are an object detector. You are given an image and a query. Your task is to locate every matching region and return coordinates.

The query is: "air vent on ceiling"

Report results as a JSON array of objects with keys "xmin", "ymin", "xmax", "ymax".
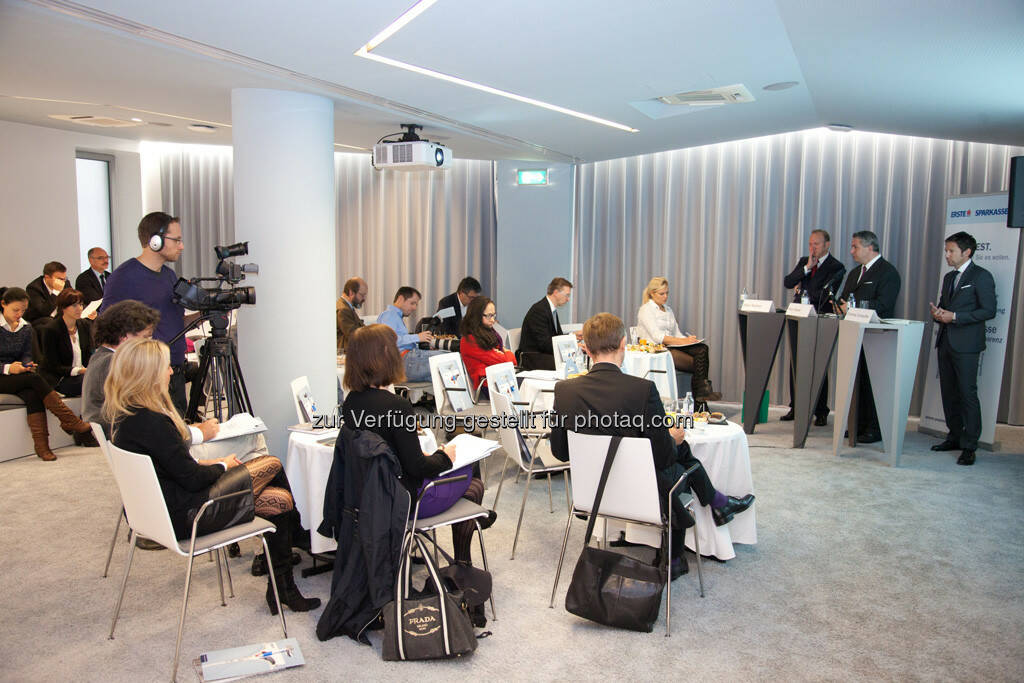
[
  {"xmin": 48, "ymin": 114, "xmax": 142, "ymax": 127},
  {"xmin": 657, "ymin": 84, "xmax": 755, "ymax": 106}
]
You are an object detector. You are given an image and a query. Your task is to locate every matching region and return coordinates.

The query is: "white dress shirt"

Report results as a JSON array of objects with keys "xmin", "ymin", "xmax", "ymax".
[{"xmin": 636, "ymin": 299, "xmax": 683, "ymax": 344}]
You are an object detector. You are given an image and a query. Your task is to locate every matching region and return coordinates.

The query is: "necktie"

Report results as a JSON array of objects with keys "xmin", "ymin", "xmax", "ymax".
[
  {"xmin": 949, "ymin": 270, "xmax": 960, "ymax": 298},
  {"xmin": 857, "ymin": 265, "xmax": 865, "ymax": 284},
  {"xmin": 810, "ymin": 264, "xmax": 818, "ymax": 278},
  {"xmin": 553, "ymin": 309, "xmax": 562, "ymax": 335},
  {"xmin": 100, "ymin": 272, "xmax": 106, "ymax": 290}
]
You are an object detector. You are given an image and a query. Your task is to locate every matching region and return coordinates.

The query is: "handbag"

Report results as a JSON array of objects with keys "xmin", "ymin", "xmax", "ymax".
[
  {"xmin": 187, "ymin": 465, "xmax": 255, "ymax": 537},
  {"xmin": 382, "ymin": 533, "xmax": 478, "ymax": 661},
  {"xmin": 564, "ymin": 436, "xmax": 668, "ymax": 633}
]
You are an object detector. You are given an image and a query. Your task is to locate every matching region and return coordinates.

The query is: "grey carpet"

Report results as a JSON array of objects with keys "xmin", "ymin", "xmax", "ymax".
[{"xmin": 2, "ymin": 406, "xmax": 1022, "ymax": 681}]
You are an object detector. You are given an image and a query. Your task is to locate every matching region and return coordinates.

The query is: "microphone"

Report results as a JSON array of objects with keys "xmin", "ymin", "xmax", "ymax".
[{"xmin": 818, "ymin": 269, "xmax": 845, "ymax": 313}]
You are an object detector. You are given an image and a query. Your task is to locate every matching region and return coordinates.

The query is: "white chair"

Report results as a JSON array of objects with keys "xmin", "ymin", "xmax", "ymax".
[
  {"xmin": 93, "ymin": 423, "xmax": 124, "ymax": 579},
  {"xmin": 551, "ymin": 334, "xmax": 582, "ymax": 372},
  {"xmin": 507, "ymin": 327, "xmax": 522, "ymax": 355},
  {"xmin": 549, "ymin": 431, "xmax": 704, "ymax": 636},
  {"xmin": 491, "ymin": 392, "xmax": 571, "ymax": 559},
  {"xmin": 290, "ymin": 375, "xmax": 318, "ymax": 423},
  {"xmin": 428, "ymin": 352, "xmax": 491, "ymax": 418},
  {"xmin": 105, "ymin": 442, "xmax": 286, "ymax": 680}
]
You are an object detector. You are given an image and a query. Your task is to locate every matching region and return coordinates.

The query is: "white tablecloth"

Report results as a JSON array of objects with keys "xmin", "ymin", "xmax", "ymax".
[
  {"xmin": 286, "ymin": 429, "xmax": 437, "ymax": 554},
  {"xmin": 622, "ymin": 350, "xmax": 678, "ymax": 402},
  {"xmin": 518, "ymin": 371, "xmax": 559, "ymax": 413}
]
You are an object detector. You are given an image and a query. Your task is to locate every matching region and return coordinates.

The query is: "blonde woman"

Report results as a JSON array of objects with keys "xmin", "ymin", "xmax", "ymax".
[
  {"xmin": 104, "ymin": 338, "xmax": 319, "ymax": 614},
  {"xmin": 636, "ymin": 277, "xmax": 722, "ymax": 402}
]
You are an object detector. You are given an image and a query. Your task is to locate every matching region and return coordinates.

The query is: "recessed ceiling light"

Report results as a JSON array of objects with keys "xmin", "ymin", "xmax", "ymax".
[
  {"xmin": 354, "ymin": 0, "xmax": 638, "ymax": 133},
  {"xmin": 826, "ymin": 123, "xmax": 854, "ymax": 132},
  {"xmin": 763, "ymin": 81, "xmax": 799, "ymax": 91},
  {"xmin": 187, "ymin": 123, "xmax": 217, "ymax": 133},
  {"xmin": 334, "ymin": 142, "xmax": 369, "ymax": 151}
]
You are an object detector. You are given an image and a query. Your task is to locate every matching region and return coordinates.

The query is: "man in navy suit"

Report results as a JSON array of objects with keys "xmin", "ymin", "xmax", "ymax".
[
  {"xmin": 74, "ymin": 247, "xmax": 111, "ymax": 306},
  {"xmin": 929, "ymin": 231, "xmax": 997, "ymax": 466},
  {"xmin": 782, "ymin": 228, "xmax": 846, "ymax": 424}
]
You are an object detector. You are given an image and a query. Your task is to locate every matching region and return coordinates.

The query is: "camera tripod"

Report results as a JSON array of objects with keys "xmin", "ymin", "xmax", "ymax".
[{"xmin": 182, "ymin": 311, "xmax": 253, "ymax": 423}]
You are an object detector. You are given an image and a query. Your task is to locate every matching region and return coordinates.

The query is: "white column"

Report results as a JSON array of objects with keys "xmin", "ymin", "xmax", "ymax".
[{"xmin": 232, "ymin": 89, "xmax": 335, "ymax": 458}]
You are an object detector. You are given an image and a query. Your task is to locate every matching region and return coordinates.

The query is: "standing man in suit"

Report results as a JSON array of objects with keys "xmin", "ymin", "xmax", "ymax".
[
  {"xmin": 518, "ymin": 277, "xmax": 573, "ymax": 370},
  {"xmin": 549, "ymin": 313, "xmax": 754, "ymax": 578},
  {"xmin": 837, "ymin": 230, "xmax": 902, "ymax": 443},
  {"xmin": 336, "ymin": 277, "xmax": 367, "ymax": 351},
  {"xmin": 436, "ymin": 276, "xmax": 481, "ymax": 337},
  {"xmin": 74, "ymin": 247, "xmax": 111, "ymax": 306},
  {"xmin": 782, "ymin": 229, "xmax": 846, "ymax": 424},
  {"xmin": 928, "ymin": 231, "xmax": 996, "ymax": 466},
  {"xmin": 24, "ymin": 261, "xmax": 67, "ymax": 323}
]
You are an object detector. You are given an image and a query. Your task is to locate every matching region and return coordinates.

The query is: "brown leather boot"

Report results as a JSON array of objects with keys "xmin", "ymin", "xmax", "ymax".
[
  {"xmin": 693, "ymin": 380, "xmax": 722, "ymax": 403},
  {"xmin": 27, "ymin": 412, "xmax": 56, "ymax": 461},
  {"xmin": 42, "ymin": 391, "xmax": 97, "ymax": 446}
]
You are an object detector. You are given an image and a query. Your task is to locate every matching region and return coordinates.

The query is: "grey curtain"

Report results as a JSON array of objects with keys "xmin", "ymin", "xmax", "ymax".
[
  {"xmin": 159, "ymin": 145, "xmax": 235, "ymax": 280},
  {"xmin": 573, "ymin": 130, "xmax": 1024, "ymax": 424},
  {"xmin": 155, "ymin": 146, "xmax": 497, "ymax": 322},
  {"xmin": 334, "ymin": 154, "xmax": 497, "ymax": 318}
]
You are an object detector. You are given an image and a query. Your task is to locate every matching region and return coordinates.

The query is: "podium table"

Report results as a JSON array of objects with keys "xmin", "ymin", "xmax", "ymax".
[
  {"xmin": 786, "ymin": 314, "xmax": 841, "ymax": 448},
  {"xmin": 737, "ymin": 309, "xmax": 786, "ymax": 434},
  {"xmin": 832, "ymin": 318, "xmax": 924, "ymax": 466}
]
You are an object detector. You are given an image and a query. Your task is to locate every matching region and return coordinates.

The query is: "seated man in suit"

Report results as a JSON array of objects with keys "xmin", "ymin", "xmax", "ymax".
[
  {"xmin": 549, "ymin": 312, "xmax": 754, "ymax": 579},
  {"xmin": 74, "ymin": 247, "xmax": 110, "ymax": 306},
  {"xmin": 781, "ymin": 228, "xmax": 846, "ymax": 425},
  {"xmin": 336, "ymin": 276, "xmax": 367, "ymax": 351},
  {"xmin": 928, "ymin": 231, "xmax": 996, "ymax": 466},
  {"xmin": 837, "ymin": 230, "xmax": 902, "ymax": 443},
  {"xmin": 518, "ymin": 277, "xmax": 573, "ymax": 370},
  {"xmin": 377, "ymin": 286, "xmax": 441, "ymax": 382},
  {"xmin": 436, "ymin": 276, "xmax": 481, "ymax": 337},
  {"xmin": 24, "ymin": 261, "xmax": 67, "ymax": 323}
]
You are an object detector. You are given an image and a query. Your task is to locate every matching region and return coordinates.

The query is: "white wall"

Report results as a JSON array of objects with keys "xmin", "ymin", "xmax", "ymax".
[
  {"xmin": 494, "ymin": 161, "xmax": 575, "ymax": 329},
  {"xmin": 0, "ymin": 120, "xmax": 143, "ymax": 287}
]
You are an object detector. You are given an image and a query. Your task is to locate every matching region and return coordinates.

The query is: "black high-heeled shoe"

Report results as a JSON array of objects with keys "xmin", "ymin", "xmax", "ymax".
[{"xmin": 266, "ymin": 569, "xmax": 321, "ymax": 614}]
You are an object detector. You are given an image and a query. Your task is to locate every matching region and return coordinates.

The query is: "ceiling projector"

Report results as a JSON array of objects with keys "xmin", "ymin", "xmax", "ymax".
[{"xmin": 372, "ymin": 123, "xmax": 452, "ymax": 171}]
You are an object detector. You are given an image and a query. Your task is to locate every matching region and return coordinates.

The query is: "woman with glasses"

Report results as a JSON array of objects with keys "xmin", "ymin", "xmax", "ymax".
[
  {"xmin": 38, "ymin": 288, "xmax": 94, "ymax": 397},
  {"xmin": 459, "ymin": 296, "xmax": 516, "ymax": 395}
]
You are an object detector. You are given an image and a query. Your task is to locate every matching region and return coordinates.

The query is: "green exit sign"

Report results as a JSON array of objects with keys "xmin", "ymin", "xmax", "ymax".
[{"xmin": 517, "ymin": 169, "xmax": 548, "ymax": 185}]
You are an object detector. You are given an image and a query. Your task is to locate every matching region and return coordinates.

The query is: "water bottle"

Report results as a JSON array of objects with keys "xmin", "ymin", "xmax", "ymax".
[
  {"xmin": 682, "ymin": 391, "xmax": 694, "ymax": 417},
  {"xmin": 740, "ymin": 286, "xmax": 748, "ymax": 307},
  {"xmin": 848, "ymin": 293, "xmax": 856, "ymax": 311},
  {"xmin": 801, "ymin": 290, "xmax": 810, "ymax": 305}
]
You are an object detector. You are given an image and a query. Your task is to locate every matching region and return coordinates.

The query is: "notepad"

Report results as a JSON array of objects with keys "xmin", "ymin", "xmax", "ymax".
[
  {"xmin": 440, "ymin": 433, "xmax": 501, "ymax": 474},
  {"xmin": 207, "ymin": 413, "xmax": 267, "ymax": 441}
]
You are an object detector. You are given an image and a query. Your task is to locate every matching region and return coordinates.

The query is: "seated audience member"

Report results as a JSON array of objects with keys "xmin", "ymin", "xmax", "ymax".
[
  {"xmin": 0, "ymin": 286, "xmax": 97, "ymax": 461},
  {"xmin": 437, "ymin": 276, "xmax": 482, "ymax": 337},
  {"xmin": 336, "ymin": 277, "xmax": 367, "ymax": 352},
  {"xmin": 342, "ymin": 325, "xmax": 494, "ymax": 565},
  {"xmin": 105, "ymin": 338, "xmax": 319, "ymax": 613},
  {"xmin": 24, "ymin": 261, "xmax": 68, "ymax": 323},
  {"xmin": 75, "ymin": 247, "xmax": 111, "ymax": 306},
  {"xmin": 459, "ymin": 296, "xmax": 515, "ymax": 394},
  {"xmin": 38, "ymin": 288, "xmax": 94, "ymax": 397},
  {"xmin": 518, "ymin": 277, "xmax": 573, "ymax": 370},
  {"xmin": 377, "ymin": 286, "xmax": 441, "ymax": 382},
  {"xmin": 637, "ymin": 277, "xmax": 722, "ymax": 402},
  {"xmin": 550, "ymin": 313, "xmax": 753, "ymax": 579}
]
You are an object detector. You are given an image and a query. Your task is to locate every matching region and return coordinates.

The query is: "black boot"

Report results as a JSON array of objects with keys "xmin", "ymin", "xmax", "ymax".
[{"xmin": 264, "ymin": 511, "xmax": 320, "ymax": 615}]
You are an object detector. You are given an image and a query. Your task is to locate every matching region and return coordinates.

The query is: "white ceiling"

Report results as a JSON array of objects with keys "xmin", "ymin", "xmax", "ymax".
[{"xmin": 1, "ymin": 0, "xmax": 1022, "ymax": 162}]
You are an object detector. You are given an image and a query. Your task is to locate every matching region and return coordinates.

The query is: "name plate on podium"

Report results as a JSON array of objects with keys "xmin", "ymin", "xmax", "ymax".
[
  {"xmin": 786, "ymin": 303, "xmax": 817, "ymax": 318},
  {"xmin": 740, "ymin": 299, "xmax": 774, "ymax": 313},
  {"xmin": 844, "ymin": 308, "xmax": 880, "ymax": 324}
]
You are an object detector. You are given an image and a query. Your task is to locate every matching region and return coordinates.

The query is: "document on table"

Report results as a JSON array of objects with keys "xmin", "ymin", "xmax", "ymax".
[
  {"xmin": 666, "ymin": 337, "xmax": 705, "ymax": 348},
  {"xmin": 516, "ymin": 369, "xmax": 560, "ymax": 380},
  {"xmin": 208, "ymin": 413, "xmax": 267, "ymax": 441},
  {"xmin": 440, "ymin": 433, "xmax": 500, "ymax": 474}
]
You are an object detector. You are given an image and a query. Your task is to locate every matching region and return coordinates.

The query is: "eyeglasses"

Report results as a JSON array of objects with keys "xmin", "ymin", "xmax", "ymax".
[
  {"xmin": 164, "ymin": 236, "xmax": 183, "ymax": 244},
  {"xmin": 482, "ymin": 313, "xmax": 497, "ymax": 319}
]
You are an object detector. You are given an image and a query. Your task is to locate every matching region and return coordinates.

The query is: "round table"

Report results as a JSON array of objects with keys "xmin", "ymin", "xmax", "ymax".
[{"xmin": 622, "ymin": 349, "xmax": 678, "ymax": 402}]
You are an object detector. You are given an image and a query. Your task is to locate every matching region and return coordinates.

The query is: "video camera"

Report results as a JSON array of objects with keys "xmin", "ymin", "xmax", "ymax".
[{"xmin": 173, "ymin": 242, "xmax": 258, "ymax": 311}]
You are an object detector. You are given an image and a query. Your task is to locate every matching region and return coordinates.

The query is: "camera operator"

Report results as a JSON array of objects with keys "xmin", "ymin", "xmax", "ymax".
[{"xmin": 101, "ymin": 212, "xmax": 189, "ymax": 414}]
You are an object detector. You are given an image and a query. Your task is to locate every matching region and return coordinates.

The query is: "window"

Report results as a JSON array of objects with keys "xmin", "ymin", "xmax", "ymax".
[{"xmin": 75, "ymin": 152, "xmax": 113, "ymax": 272}]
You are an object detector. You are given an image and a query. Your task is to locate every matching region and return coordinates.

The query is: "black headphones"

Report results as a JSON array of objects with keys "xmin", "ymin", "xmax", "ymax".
[{"xmin": 148, "ymin": 224, "xmax": 168, "ymax": 251}]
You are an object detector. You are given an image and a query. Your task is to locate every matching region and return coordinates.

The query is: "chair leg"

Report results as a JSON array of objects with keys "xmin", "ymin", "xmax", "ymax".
[
  {"xmin": 492, "ymin": 454, "xmax": 510, "ymax": 509},
  {"xmin": 222, "ymin": 547, "xmax": 235, "ymax": 598},
  {"xmin": 103, "ymin": 507, "xmax": 124, "ymax": 578},
  {"xmin": 564, "ymin": 471, "xmax": 572, "ymax": 515},
  {"xmin": 474, "ymin": 519, "xmax": 496, "ymax": 621},
  {"xmin": 171, "ymin": 548, "xmax": 198, "ymax": 681},
  {"xmin": 109, "ymin": 528, "xmax": 138, "ymax": 639},
  {"xmin": 546, "ymin": 473, "xmax": 554, "ymax": 513},
  {"xmin": 511, "ymin": 467, "xmax": 536, "ymax": 560},
  {"xmin": 549, "ymin": 511, "xmax": 575, "ymax": 608},
  {"xmin": 262, "ymin": 535, "xmax": 288, "ymax": 638},
  {"xmin": 691, "ymin": 510, "xmax": 705, "ymax": 598},
  {"xmin": 666, "ymin": 524, "xmax": 672, "ymax": 638},
  {"xmin": 215, "ymin": 549, "xmax": 226, "ymax": 607}
]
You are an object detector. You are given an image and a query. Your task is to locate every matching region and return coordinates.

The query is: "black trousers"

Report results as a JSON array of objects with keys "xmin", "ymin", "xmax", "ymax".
[
  {"xmin": 937, "ymin": 338, "xmax": 982, "ymax": 450},
  {"xmin": 170, "ymin": 364, "xmax": 187, "ymax": 417},
  {"xmin": 53, "ymin": 374, "xmax": 84, "ymax": 398},
  {"xmin": 518, "ymin": 351, "xmax": 555, "ymax": 371},
  {"xmin": 856, "ymin": 351, "xmax": 880, "ymax": 434},
  {"xmin": 657, "ymin": 442, "xmax": 717, "ymax": 559},
  {"xmin": 0, "ymin": 372, "xmax": 53, "ymax": 413}
]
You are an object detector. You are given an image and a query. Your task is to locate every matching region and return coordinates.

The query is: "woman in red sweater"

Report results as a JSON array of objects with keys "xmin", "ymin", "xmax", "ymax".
[{"xmin": 459, "ymin": 296, "xmax": 515, "ymax": 393}]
